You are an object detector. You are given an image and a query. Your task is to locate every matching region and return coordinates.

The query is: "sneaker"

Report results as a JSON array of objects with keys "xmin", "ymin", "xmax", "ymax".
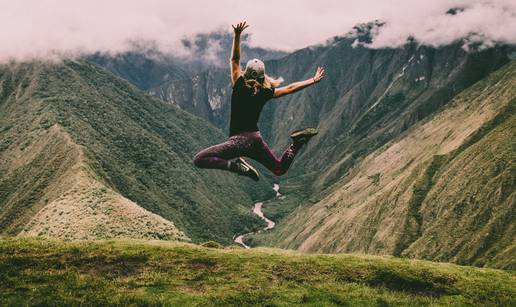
[
  {"xmin": 290, "ymin": 127, "xmax": 318, "ymax": 146},
  {"xmin": 231, "ymin": 157, "xmax": 259, "ymax": 181}
]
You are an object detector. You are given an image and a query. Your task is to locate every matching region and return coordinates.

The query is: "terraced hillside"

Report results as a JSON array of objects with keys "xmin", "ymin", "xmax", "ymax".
[
  {"xmin": 253, "ymin": 60, "xmax": 515, "ymax": 269},
  {"xmin": 0, "ymin": 61, "xmax": 273, "ymax": 243}
]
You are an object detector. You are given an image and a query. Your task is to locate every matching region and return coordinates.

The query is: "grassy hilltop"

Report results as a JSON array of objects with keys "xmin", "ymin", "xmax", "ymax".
[{"xmin": 1, "ymin": 237, "xmax": 514, "ymax": 306}]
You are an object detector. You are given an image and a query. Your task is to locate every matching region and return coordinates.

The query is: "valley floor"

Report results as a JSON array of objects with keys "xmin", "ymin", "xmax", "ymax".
[{"xmin": 0, "ymin": 238, "xmax": 514, "ymax": 306}]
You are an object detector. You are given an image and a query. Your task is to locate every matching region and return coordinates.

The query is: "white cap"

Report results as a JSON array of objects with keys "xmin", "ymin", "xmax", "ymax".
[{"xmin": 244, "ymin": 58, "xmax": 265, "ymax": 80}]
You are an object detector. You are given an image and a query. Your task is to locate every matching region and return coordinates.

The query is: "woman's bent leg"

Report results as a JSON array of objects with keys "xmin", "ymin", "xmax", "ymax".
[
  {"xmin": 193, "ymin": 139, "xmax": 241, "ymax": 170},
  {"xmin": 249, "ymin": 136, "xmax": 301, "ymax": 176}
]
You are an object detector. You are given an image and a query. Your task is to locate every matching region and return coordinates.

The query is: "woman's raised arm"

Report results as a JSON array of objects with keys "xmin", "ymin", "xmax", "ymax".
[
  {"xmin": 273, "ymin": 67, "xmax": 325, "ymax": 98},
  {"xmin": 230, "ymin": 21, "xmax": 249, "ymax": 85}
]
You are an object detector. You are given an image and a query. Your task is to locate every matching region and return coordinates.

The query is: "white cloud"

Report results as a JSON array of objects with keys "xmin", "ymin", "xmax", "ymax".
[
  {"xmin": 365, "ymin": 0, "xmax": 516, "ymax": 49},
  {"xmin": 0, "ymin": 0, "xmax": 514, "ymax": 61}
]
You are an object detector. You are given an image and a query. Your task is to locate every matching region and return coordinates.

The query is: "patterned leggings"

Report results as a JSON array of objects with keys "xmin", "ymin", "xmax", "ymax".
[{"xmin": 193, "ymin": 131, "xmax": 300, "ymax": 176}]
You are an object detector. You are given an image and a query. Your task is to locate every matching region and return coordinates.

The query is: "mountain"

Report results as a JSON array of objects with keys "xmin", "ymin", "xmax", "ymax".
[
  {"xmin": 87, "ymin": 49, "xmax": 189, "ymax": 90},
  {"xmin": 264, "ymin": 42, "xmax": 512, "ymax": 193},
  {"xmin": 149, "ymin": 67, "xmax": 230, "ymax": 127},
  {"xmin": 1, "ymin": 237, "xmax": 514, "ymax": 306},
  {"xmin": 253, "ymin": 59, "xmax": 515, "ymax": 269},
  {"xmin": 151, "ymin": 39, "xmax": 512, "ymax": 185},
  {"xmin": 148, "ymin": 34, "xmax": 514, "ymax": 268},
  {"xmin": 178, "ymin": 31, "xmax": 289, "ymax": 72},
  {"xmin": 0, "ymin": 60, "xmax": 273, "ymax": 244},
  {"xmin": 1, "ymin": 26, "xmax": 513, "ymax": 269},
  {"xmin": 89, "ymin": 31, "xmax": 288, "ymax": 90}
]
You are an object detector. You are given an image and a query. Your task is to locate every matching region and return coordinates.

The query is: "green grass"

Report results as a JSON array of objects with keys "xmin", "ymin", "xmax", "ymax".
[{"xmin": 1, "ymin": 237, "xmax": 514, "ymax": 306}]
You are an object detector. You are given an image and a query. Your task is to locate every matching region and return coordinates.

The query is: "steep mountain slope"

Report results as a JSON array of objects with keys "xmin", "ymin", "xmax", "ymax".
[
  {"xmin": 90, "ymin": 32, "xmax": 287, "ymax": 90},
  {"xmin": 253, "ymin": 60, "xmax": 515, "ymax": 269},
  {"xmin": 87, "ymin": 50, "xmax": 189, "ymax": 90},
  {"xmin": 151, "ymin": 39, "xmax": 511, "ymax": 193},
  {"xmin": 177, "ymin": 31, "xmax": 288, "ymax": 73},
  {"xmin": 149, "ymin": 68, "xmax": 229, "ymax": 127},
  {"xmin": 0, "ymin": 122, "xmax": 186, "ymax": 241},
  {"xmin": 266, "ymin": 42, "xmax": 511, "ymax": 191},
  {"xmin": 0, "ymin": 61, "xmax": 272, "ymax": 243}
]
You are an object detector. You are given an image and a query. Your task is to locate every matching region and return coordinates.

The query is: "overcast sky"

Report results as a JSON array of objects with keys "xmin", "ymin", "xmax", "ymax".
[{"xmin": 0, "ymin": 0, "xmax": 514, "ymax": 61}]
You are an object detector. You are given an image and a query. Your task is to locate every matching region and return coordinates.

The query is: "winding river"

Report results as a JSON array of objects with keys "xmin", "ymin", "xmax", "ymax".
[{"xmin": 234, "ymin": 185, "xmax": 280, "ymax": 249}]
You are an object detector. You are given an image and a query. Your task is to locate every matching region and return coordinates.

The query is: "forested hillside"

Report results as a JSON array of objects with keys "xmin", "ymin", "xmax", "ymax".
[{"xmin": 0, "ymin": 60, "xmax": 273, "ymax": 243}]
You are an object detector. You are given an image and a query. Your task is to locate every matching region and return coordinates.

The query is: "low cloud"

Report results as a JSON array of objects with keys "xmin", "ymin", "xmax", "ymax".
[
  {"xmin": 0, "ymin": 0, "xmax": 514, "ymax": 61},
  {"xmin": 362, "ymin": 0, "xmax": 516, "ymax": 49}
]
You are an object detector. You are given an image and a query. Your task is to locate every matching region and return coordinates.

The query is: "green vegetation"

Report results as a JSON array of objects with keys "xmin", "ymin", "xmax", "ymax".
[
  {"xmin": 367, "ymin": 173, "xmax": 382, "ymax": 186},
  {"xmin": 252, "ymin": 60, "xmax": 516, "ymax": 268},
  {"xmin": 351, "ymin": 92, "xmax": 407, "ymax": 137},
  {"xmin": 1, "ymin": 237, "xmax": 514, "ymax": 306},
  {"xmin": 396, "ymin": 98, "xmax": 515, "ymax": 262},
  {"xmin": 87, "ymin": 51, "xmax": 189, "ymax": 90},
  {"xmin": 0, "ymin": 61, "xmax": 273, "ymax": 243},
  {"xmin": 394, "ymin": 155, "xmax": 447, "ymax": 256},
  {"xmin": 402, "ymin": 95, "xmax": 516, "ymax": 269}
]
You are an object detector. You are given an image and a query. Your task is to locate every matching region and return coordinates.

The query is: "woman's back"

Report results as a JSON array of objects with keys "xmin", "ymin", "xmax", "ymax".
[
  {"xmin": 193, "ymin": 21, "xmax": 322, "ymax": 181},
  {"xmin": 229, "ymin": 76, "xmax": 275, "ymax": 136}
]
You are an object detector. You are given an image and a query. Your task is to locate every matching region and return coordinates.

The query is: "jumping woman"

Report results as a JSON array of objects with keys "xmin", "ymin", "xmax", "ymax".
[{"xmin": 193, "ymin": 21, "xmax": 325, "ymax": 181}]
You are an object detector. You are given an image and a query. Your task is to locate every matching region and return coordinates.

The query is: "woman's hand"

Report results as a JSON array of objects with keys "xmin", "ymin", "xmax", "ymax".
[
  {"xmin": 230, "ymin": 22, "xmax": 248, "ymax": 84},
  {"xmin": 273, "ymin": 66, "xmax": 326, "ymax": 98},
  {"xmin": 313, "ymin": 66, "xmax": 325, "ymax": 83},
  {"xmin": 232, "ymin": 21, "xmax": 249, "ymax": 36}
]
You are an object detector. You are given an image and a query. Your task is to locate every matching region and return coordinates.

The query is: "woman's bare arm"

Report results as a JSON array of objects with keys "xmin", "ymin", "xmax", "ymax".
[
  {"xmin": 230, "ymin": 21, "xmax": 249, "ymax": 85},
  {"xmin": 273, "ymin": 67, "xmax": 325, "ymax": 98}
]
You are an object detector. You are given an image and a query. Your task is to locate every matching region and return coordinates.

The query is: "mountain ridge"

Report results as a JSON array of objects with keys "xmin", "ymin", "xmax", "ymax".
[
  {"xmin": 0, "ymin": 60, "xmax": 272, "ymax": 243},
  {"xmin": 150, "ymin": 41, "xmax": 512, "ymax": 189},
  {"xmin": 89, "ymin": 31, "xmax": 288, "ymax": 91},
  {"xmin": 18, "ymin": 124, "xmax": 189, "ymax": 241}
]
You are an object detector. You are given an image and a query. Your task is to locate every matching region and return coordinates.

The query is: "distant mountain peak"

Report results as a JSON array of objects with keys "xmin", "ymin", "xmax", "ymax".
[{"xmin": 346, "ymin": 20, "xmax": 386, "ymax": 45}]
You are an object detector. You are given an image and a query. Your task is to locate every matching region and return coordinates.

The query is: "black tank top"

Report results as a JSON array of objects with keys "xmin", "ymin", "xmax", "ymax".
[{"xmin": 229, "ymin": 76, "xmax": 275, "ymax": 136}]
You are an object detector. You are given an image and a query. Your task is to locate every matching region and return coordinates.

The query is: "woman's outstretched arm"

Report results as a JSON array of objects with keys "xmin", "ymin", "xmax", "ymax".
[
  {"xmin": 273, "ymin": 67, "xmax": 325, "ymax": 98},
  {"xmin": 230, "ymin": 21, "xmax": 249, "ymax": 85}
]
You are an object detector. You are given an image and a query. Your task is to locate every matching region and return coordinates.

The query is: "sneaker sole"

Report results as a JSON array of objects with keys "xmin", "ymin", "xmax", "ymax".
[{"xmin": 236, "ymin": 158, "xmax": 260, "ymax": 181}]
